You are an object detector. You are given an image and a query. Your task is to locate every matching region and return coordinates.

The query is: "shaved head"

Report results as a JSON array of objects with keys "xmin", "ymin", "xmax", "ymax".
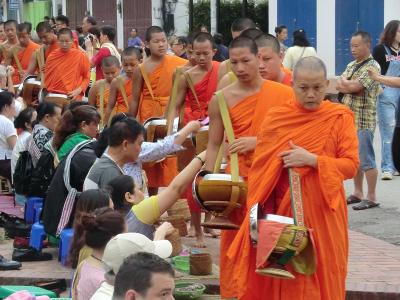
[
  {"xmin": 102, "ymin": 55, "xmax": 120, "ymax": 68},
  {"xmin": 293, "ymin": 57, "xmax": 327, "ymax": 80},
  {"xmin": 240, "ymin": 28, "xmax": 263, "ymax": 40},
  {"xmin": 256, "ymin": 34, "xmax": 281, "ymax": 54},
  {"xmin": 231, "ymin": 18, "xmax": 256, "ymax": 32}
]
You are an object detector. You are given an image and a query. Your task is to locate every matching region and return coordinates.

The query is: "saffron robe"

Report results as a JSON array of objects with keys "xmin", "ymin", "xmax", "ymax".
[
  {"xmin": 184, "ymin": 61, "xmax": 220, "ymax": 212},
  {"xmin": 227, "ymin": 100, "xmax": 359, "ymax": 300},
  {"xmin": 183, "ymin": 61, "xmax": 220, "ymax": 123},
  {"xmin": 139, "ymin": 55, "xmax": 187, "ymax": 188},
  {"xmin": 44, "ymin": 47, "xmax": 90, "ymax": 99},
  {"xmin": 95, "ymin": 80, "xmax": 111, "ymax": 113},
  {"xmin": 11, "ymin": 41, "xmax": 40, "ymax": 84},
  {"xmin": 219, "ymin": 80, "xmax": 295, "ymax": 298},
  {"xmin": 115, "ymin": 77, "xmax": 132, "ymax": 113}
]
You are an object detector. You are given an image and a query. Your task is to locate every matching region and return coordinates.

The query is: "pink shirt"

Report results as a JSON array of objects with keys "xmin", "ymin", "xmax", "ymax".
[
  {"xmin": 92, "ymin": 47, "xmax": 111, "ymax": 80},
  {"xmin": 74, "ymin": 258, "xmax": 105, "ymax": 300}
]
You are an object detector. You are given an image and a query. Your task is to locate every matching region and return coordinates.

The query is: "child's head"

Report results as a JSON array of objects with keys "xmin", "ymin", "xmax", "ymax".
[
  {"xmin": 121, "ymin": 47, "xmax": 142, "ymax": 77},
  {"xmin": 107, "ymin": 175, "xmax": 144, "ymax": 212},
  {"xmin": 186, "ymin": 33, "xmax": 198, "ymax": 66},
  {"xmin": 101, "ymin": 55, "xmax": 121, "ymax": 83},
  {"xmin": 81, "ymin": 208, "xmax": 126, "ymax": 251}
]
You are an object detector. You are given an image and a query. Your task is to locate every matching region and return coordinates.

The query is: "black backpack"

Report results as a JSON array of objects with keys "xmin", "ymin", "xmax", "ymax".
[
  {"xmin": 28, "ymin": 148, "xmax": 56, "ymax": 198},
  {"xmin": 13, "ymin": 151, "xmax": 34, "ymax": 195}
]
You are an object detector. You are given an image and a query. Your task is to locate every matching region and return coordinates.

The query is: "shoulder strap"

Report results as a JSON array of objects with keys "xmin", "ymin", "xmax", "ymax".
[
  {"xmin": 12, "ymin": 48, "xmax": 23, "ymax": 74},
  {"xmin": 167, "ymin": 67, "xmax": 184, "ymax": 130},
  {"xmin": 117, "ymin": 76, "xmax": 130, "ymax": 108},
  {"xmin": 299, "ymin": 47, "xmax": 306, "ymax": 60},
  {"xmin": 216, "ymin": 91, "xmax": 239, "ymax": 182},
  {"xmin": 347, "ymin": 58, "xmax": 373, "ymax": 80},
  {"xmin": 288, "ymin": 168, "xmax": 304, "ymax": 226},
  {"xmin": 99, "ymin": 81, "xmax": 106, "ymax": 127},
  {"xmin": 139, "ymin": 63, "xmax": 155, "ymax": 100},
  {"xmin": 184, "ymin": 71, "xmax": 203, "ymax": 115},
  {"xmin": 37, "ymin": 47, "xmax": 45, "ymax": 87}
]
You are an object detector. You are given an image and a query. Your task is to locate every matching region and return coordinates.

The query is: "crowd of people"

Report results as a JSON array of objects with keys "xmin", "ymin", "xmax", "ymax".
[{"xmin": 0, "ymin": 12, "xmax": 397, "ymax": 300}]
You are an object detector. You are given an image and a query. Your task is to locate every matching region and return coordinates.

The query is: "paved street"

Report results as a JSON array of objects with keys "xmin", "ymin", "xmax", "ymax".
[{"xmin": 345, "ymin": 129, "xmax": 400, "ymax": 246}]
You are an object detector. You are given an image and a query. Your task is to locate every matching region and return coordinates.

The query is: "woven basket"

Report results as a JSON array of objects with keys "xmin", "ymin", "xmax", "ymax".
[
  {"xmin": 168, "ymin": 199, "xmax": 191, "ymax": 221},
  {"xmin": 190, "ymin": 252, "xmax": 212, "ymax": 276},
  {"xmin": 165, "ymin": 228, "xmax": 183, "ymax": 257},
  {"xmin": 163, "ymin": 215, "xmax": 188, "ymax": 237}
]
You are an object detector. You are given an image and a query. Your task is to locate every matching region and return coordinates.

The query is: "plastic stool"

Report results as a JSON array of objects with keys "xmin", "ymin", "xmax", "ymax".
[
  {"xmin": 25, "ymin": 197, "xmax": 44, "ymax": 223},
  {"xmin": 33, "ymin": 203, "xmax": 43, "ymax": 223},
  {"xmin": 29, "ymin": 222, "xmax": 46, "ymax": 251},
  {"xmin": 58, "ymin": 228, "xmax": 74, "ymax": 266}
]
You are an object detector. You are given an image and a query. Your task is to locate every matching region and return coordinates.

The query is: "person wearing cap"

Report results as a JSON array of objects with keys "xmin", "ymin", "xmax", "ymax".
[{"xmin": 90, "ymin": 232, "xmax": 172, "ymax": 300}]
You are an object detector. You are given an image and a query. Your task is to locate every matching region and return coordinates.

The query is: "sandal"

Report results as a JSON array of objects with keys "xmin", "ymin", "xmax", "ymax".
[
  {"xmin": 346, "ymin": 195, "xmax": 362, "ymax": 205},
  {"xmin": 352, "ymin": 200, "xmax": 380, "ymax": 210}
]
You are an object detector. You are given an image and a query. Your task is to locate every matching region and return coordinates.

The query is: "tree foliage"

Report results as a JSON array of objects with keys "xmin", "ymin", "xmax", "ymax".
[{"xmin": 193, "ymin": 0, "xmax": 268, "ymax": 44}]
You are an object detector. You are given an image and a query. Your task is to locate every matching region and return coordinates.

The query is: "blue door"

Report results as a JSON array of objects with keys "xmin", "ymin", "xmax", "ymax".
[
  {"xmin": 277, "ymin": 0, "xmax": 317, "ymax": 49},
  {"xmin": 335, "ymin": 0, "xmax": 384, "ymax": 75}
]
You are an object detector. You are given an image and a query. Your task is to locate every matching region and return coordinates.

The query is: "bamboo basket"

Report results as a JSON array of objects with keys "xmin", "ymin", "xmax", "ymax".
[
  {"xmin": 165, "ymin": 228, "xmax": 183, "ymax": 257},
  {"xmin": 190, "ymin": 252, "xmax": 212, "ymax": 276},
  {"xmin": 162, "ymin": 215, "xmax": 188, "ymax": 237},
  {"xmin": 167, "ymin": 199, "xmax": 191, "ymax": 221}
]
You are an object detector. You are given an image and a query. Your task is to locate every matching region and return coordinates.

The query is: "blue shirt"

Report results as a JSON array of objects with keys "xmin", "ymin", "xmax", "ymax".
[{"xmin": 127, "ymin": 36, "xmax": 142, "ymax": 48}]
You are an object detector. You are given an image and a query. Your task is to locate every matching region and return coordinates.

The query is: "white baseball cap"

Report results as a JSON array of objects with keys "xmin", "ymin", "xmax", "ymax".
[{"xmin": 102, "ymin": 233, "xmax": 172, "ymax": 275}]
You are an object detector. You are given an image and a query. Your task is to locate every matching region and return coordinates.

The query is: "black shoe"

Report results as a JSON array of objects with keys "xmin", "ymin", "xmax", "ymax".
[
  {"xmin": 12, "ymin": 247, "xmax": 53, "ymax": 262},
  {"xmin": 0, "ymin": 255, "xmax": 22, "ymax": 270}
]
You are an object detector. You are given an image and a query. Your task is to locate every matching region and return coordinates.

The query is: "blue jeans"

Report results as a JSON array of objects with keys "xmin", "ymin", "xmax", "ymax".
[
  {"xmin": 357, "ymin": 129, "xmax": 376, "ymax": 171},
  {"xmin": 377, "ymin": 87, "xmax": 400, "ymax": 172}
]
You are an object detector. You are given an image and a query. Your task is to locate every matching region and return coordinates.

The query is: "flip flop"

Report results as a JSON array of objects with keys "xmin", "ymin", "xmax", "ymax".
[
  {"xmin": 346, "ymin": 195, "xmax": 362, "ymax": 205},
  {"xmin": 352, "ymin": 200, "xmax": 380, "ymax": 210}
]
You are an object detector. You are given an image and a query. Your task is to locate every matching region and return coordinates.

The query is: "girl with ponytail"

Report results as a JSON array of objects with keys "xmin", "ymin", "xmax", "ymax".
[{"xmin": 72, "ymin": 207, "xmax": 125, "ymax": 300}]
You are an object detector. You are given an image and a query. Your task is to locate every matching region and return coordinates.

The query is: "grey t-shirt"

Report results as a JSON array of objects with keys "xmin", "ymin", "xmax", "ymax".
[
  {"xmin": 83, "ymin": 154, "xmax": 123, "ymax": 190},
  {"xmin": 125, "ymin": 210, "xmax": 155, "ymax": 240}
]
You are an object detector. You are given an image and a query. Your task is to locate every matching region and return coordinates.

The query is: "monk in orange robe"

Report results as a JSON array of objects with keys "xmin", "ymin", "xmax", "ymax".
[
  {"xmin": 44, "ymin": 28, "xmax": 90, "ymax": 101},
  {"xmin": 227, "ymin": 57, "xmax": 359, "ymax": 300},
  {"xmin": 7, "ymin": 23, "xmax": 40, "ymax": 84},
  {"xmin": 24, "ymin": 22, "xmax": 59, "ymax": 80},
  {"xmin": 166, "ymin": 32, "xmax": 220, "ymax": 247},
  {"xmin": 88, "ymin": 55, "xmax": 120, "ymax": 127},
  {"xmin": 219, "ymin": 32, "xmax": 292, "ymax": 90},
  {"xmin": 130, "ymin": 26, "xmax": 187, "ymax": 194},
  {"xmin": 1, "ymin": 20, "xmax": 19, "ymax": 64},
  {"xmin": 105, "ymin": 47, "xmax": 142, "ymax": 124},
  {"xmin": 204, "ymin": 36, "xmax": 294, "ymax": 299},
  {"xmin": 55, "ymin": 15, "xmax": 79, "ymax": 48}
]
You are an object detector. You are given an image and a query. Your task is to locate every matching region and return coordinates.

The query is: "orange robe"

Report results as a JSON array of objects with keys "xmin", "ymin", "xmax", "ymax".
[
  {"xmin": 184, "ymin": 61, "xmax": 220, "ymax": 212},
  {"xmin": 45, "ymin": 41, "xmax": 59, "ymax": 58},
  {"xmin": 12, "ymin": 41, "xmax": 40, "ymax": 84},
  {"xmin": 115, "ymin": 77, "xmax": 132, "ymax": 113},
  {"xmin": 95, "ymin": 81, "xmax": 110, "ymax": 112},
  {"xmin": 139, "ymin": 55, "xmax": 187, "ymax": 188},
  {"xmin": 219, "ymin": 80, "xmax": 294, "ymax": 298},
  {"xmin": 183, "ymin": 61, "xmax": 220, "ymax": 123},
  {"xmin": 227, "ymin": 101, "xmax": 359, "ymax": 300},
  {"xmin": 281, "ymin": 71, "xmax": 292, "ymax": 87},
  {"xmin": 44, "ymin": 47, "xmax": 90, "ymax": 99}
]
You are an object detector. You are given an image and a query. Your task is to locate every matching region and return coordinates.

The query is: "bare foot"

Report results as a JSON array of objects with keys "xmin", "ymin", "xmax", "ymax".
[
  {"xmin": 187, "ymin": 226, "xmax": 196, "ymax": 238},
  {"xmin": 193, "ymin": 234, "xmax": 207, "ymax": 248},
  {"xmin": 204, "ymin": 228, "xmax": 220, "ymax": 238}
]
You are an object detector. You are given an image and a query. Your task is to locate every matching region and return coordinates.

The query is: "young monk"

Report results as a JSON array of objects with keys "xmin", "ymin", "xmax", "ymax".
[
  {"xmin": 228, "ymin": 57, "xmax": 359, "ymax": 300},
  {"xmin": 105, "ymin": 47, "xmax": 142, "ymax": 124},
  {"xmin": 204, "ymin": 36, "xmax": 294, "ymax": 299},
  {"xmin": 5, "ymin": 23, "xmax": 40, "ymax": 84},
  {"xmin": 217, "ymin": 18, "xmax": 256, "ymax": 81},
  {"xmin": 0, "ymin": 20, "xmax": 19, "ymax": 63},
  {"xmin": 24, "ymin": 21, "xmax": 59, "ymax": 80},
  {"xmin": 130, "ymin": 26, "xmax": 187, "ymax": 195},
  {"xmin": 44, "ymin": 28, "xmax": 90, "ymax": 101},
  {"xmin": 88, "ymin": 55, "xmax": 120, "ymax": 127},
  {"xmin": 167, "ymin": 32, "xmax": 220, "ymax": 246}
]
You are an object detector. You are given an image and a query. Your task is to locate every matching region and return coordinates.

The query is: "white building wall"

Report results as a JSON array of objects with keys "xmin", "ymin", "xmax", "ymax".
[
  {"xmin": 384, "ymin": 0, "xmax": 400, "ymax": 25},
  {"xmin": 152, "ymin": 0, "xmax": 162, "ymax": 28},
  {"xmin": 174, "ymin": 1, "xmax": 189, "ymax": 36},
  {"xmin": 317, "ymin": 0, "xmax": 335, "ymax": 77}
]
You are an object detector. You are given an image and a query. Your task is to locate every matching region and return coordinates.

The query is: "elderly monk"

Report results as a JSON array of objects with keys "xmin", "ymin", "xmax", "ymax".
[
  {"xmin": 227, "ymin": 57, "xmax": 359, "ymax": 300},
  {"xmin": 130, "ymin": 26, "xmax": 187, "ymax": 195},
  {"xmin": 44, "ymin": 28, "xmax": 90, "ymax": 101},
  {"xmin": 204, "ymin": 36, "xmax": 294, "ymax": 299},
  {"xmin": 219, "ymin": 30, "xmax": 292, "ymax": 89},
  {"xmin": 24, "ymin": 22, "xmax": 59, "ymax": 81},
  {"xmin": 217, "ymin": 18, "xmax": 256, "ymax": 82},
  {"xmin": 5, "ymin": 23, "xmax": 40, "ymax": 84},
  {"xmin": 0, "ymin": 20, "xmax": 19, "ymax": 63},
  {"xmin": 167, "ymin": 32, "xmax": 220, "ymax": 247}
]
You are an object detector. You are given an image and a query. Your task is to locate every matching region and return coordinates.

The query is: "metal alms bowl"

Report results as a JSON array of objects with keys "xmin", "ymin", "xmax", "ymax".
[{"xmin": 143, "ymin": 117, "xmax": 168, "ymax": 142}]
